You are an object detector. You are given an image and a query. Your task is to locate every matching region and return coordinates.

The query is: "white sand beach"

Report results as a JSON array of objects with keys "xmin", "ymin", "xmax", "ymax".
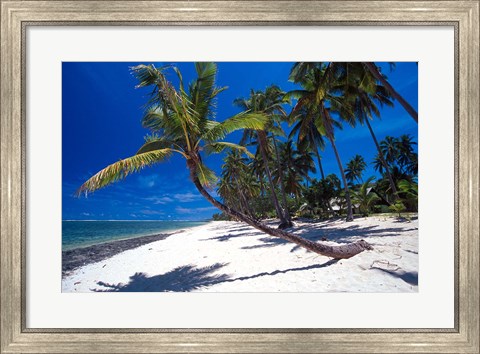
[{"xmin": 62, "ymin": 217, "xmax": 418, "ymax": 293}]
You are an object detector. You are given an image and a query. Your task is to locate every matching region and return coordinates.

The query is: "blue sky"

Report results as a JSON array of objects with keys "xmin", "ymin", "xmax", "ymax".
[{"xmin": 62, "ymin": 62, "xmax": 418, "ymax": 220}]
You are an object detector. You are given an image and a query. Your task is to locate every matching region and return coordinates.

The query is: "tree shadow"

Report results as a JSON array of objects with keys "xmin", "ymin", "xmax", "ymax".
[
  {"xmin": 217, "ymin": 221, "xmax": 412, "ymax": 253},
  {"xmin": 204, "ymin": 220, "xmax": 412, "ymax": 253},
  {"xmin": 241, "ymin": 237, "xmax": 290, "ymax": 249},
  {"xmin": 223, "ymin": 259, "xmax": 339, "ymax": 283},
  {"xmin": 93, "ymin": 263, "xmax": 230, "ymax": 292},
  {"xmin": 392, "ymin": 216, "xmax": 418, "ymax": 223},
  {"xmin": 298, "ymin": 223, "xmax": 400, "ymax": 241},
  {"xmin": 247, "ymin": 224, "xmax": 405, "ymax": 253},
  {"xmin": 203, "ymin": 230, "xmax": 258, "ymax": 242},
  {"xmin": 371, "ymin": 267, "xmax": 418, "ymax": 286},
  {"xmin": 92, "ymin": 259, "xmax": 339, "ymax": 292}
]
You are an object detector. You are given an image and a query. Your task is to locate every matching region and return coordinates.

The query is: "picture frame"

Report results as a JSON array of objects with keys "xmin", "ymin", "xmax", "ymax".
[{"xmin": 1, "ymin": 1, "xmax": 478, "ymax": 352}]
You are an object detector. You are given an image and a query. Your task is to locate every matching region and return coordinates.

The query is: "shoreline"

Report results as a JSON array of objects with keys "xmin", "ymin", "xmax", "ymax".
[
  {"xmin": 62, "ymin": 217, "xmax": 418, "ymax": 292},
  {"xmin": 62, "ymin": 231, "xmax": 183, "ymax": 276}
]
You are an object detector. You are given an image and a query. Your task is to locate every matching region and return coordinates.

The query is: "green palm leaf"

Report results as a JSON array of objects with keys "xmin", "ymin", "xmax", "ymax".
[
  {"xmin": 136, "ymin": 137, "xmax": 181, "ymax": 155},
  {"xmin": 202, "ymin": 112, "xmax": 268, "ymax": 141},
  {"xmin": 76, "ymin": 149, "xmax": 173, "ymax": 196},
  {"xmin": 204, "ymin": 141, "xmax": 254, "ymax": 158},
  {"xmin": 131, "ymin": 64, "xmax": 163, "ymax": 88},
  {"xmin": 196, "ymin": 161, "xmax": 217, "ymax": 188}
]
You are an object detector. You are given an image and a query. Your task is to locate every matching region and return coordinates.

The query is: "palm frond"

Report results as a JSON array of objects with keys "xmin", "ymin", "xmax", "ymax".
[
  {"xmin": 204, "ymin": 141, "xmax": 254, "ymax": 158},
  {"xmin": 76, "ymin": 149, "xmax": 173, "ymax": 196},
  {"xmin": 131, "ymin": 64, "xmax": 162, "ymax": 88},
  {"xmin": 202, "ymin": 112, "xmax": 268, "ymax": 141},
  {"xmin": 136, "ymin": 137, "xmax": 180, "ymax": 155},
  {"xmin": 284, "ymin": 89, "xmax": 311, "ymax": 101},
  {"xmin": 196, "ymin": 161, "xmax": 217, "ymax": 188},
  {"xmin": 267, "ymin": 124, "xmax": 286, "ymax": 138}
]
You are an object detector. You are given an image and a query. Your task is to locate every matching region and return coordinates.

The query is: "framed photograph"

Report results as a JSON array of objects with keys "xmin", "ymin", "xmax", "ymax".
[{"xmin": 1, "ymin": 1, "xmax": 478, "ymax": 353}]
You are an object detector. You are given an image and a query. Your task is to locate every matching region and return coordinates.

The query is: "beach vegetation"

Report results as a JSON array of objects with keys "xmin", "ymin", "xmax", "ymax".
[
  {"xmin": 351, "ymin": 176, "xmax": 380, "ymax": 216},
  {"xmin": 389, "ymin": 201, "xmax": 407, "ymax": 218},
  {"xmin": 78, "ymin": 62, "xmax": 374, "ymax": 259},
  {"xmin": 234, "ymin": 85, "xmax": 293, "ymax": 228},
  {"xmin": 77, "ymin": 61, "xmax": 418, "ymax": 259},
  {"xmin": 345, "ymin": 155, "xmax": 367, "ymax": 185},
  {"xmin": 287, "ymin": 62, "xmax": 355, "ymax": 221}
]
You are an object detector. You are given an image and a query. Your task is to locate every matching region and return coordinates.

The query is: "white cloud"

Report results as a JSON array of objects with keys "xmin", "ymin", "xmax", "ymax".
[
  {"xmin": 175, "ymin": 206, "xmax": 217, "ymax": 214},
  {"xmin": 144, "ymin": 196, "xmax": 175, "ymax": 204},
  {"xmin": 172, "ymin": 192, "xmax": 202, "ymax": 202},
  {"xmin": 137, "ymin": 174, "xmax": 158, "ymax": 188}
]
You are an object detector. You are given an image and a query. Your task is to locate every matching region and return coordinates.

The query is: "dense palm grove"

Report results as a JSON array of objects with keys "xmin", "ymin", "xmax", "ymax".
[
  {"xmin": 79, "ymin": 62, "xmax": 417, "ymax": 259},
  {"xmin": 214, "ymin": 62, "xmax": 418, "ymax": 224}
]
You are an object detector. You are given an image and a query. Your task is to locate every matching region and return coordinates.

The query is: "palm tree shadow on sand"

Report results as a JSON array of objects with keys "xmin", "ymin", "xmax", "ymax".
[
  {"xmin": 92, "ymin": 259, "xmax": 339, "ymax": 292},
  {"xmin": 93, "ymin": 263, "xmax": 230, "ymax": 292}
]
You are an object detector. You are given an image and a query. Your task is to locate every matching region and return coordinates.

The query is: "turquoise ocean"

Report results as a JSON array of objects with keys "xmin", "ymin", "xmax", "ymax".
[{"xmin": 62, "ymin": 220, "xmax": 209, "ymax": 251}]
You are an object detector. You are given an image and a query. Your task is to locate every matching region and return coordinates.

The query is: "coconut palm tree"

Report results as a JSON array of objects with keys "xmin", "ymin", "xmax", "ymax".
[
  {"xmin": 218, "ymin": 150, "xmax": 258, "ymax": 218},
  {"xmin": 77, "ymin": 62, "xmax": 372, "ymax": 259},
  {"xmin": 397, "ymin": 179, "xmax": 418, "ymax": 212},
  {"xmin": 362, "ymin": 62, "xmax": 418, "ymax": 123},
  {"xmin": 377, "ymin": 135, "xmax": 417, "ymax": 176},
  {"xmin": 345, "ymin": 154, "xmax": 367, "ymax": 184},
  {"xmin": 275, "ymin": 140, "xmax": 315, "ymax": 200},
  {"xmin": 379, "ymin": 136, "xmax": 400, "ymax": 165},
  {"xmin": 373, "ymin": 135, "xmax": 418, "ymax": 202},
  {"xmin": 339, "ymin": 63, "xmax": 399, "ymax": 199},
  {"xmin": 288, "ymin": 62, "xmax": 355, "ymax": 221},
  {"xmin": 397, "ymin": 134, "xmax": 418, "ymax": 174},
  {"xmin": 288, "ymin": 105, "xmax": 327, "ymax": 180},
  {"xmin": 234, "ymin": 85, "xmax": 292, "ymax": 228}
]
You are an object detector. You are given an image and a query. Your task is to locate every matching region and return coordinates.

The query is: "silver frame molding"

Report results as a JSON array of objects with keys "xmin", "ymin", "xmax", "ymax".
[{"xmin": 1, "ymin": 1, "xmax": 478, "ymax": 353}]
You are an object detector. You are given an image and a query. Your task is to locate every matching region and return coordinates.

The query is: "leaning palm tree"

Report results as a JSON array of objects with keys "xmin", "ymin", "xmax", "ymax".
[
  {"xmin": 341, "ymin": 62, "xmax": 398, "ymax": 199},
  {"xmin": 362, "ymin": 62, "xmax": 418, "ymax": 123},
  {"xmin": 77, "ymin": 62, "xmax": 371, "ymax": 259},
  {"xmin": 288, "ymin": 62, "xmax": 355, "ymax": 221}
]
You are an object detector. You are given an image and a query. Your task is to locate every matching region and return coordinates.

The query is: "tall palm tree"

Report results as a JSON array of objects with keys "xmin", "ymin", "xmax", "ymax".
[
  {"xmin": 219, "ymin": 150, "xmax": 258, "ymax": 218},
  {"xmin": 362, "ymin": 62, "xmax": 418, "ymax": 123},
  {"xmin": 397, "ymin": 134, "xmax": 418, "ymax": 174},
  {"xmin": 234, "ymin": 85, "xmax": 292, "ymax": 228},
  {"xmin": 340, "ymin": 63, "xmax": 399, "ymax": 199},
  {"xmin": 275, "ymin": 140, "xmax": 315, "ymax": 199},
  {"xmin": 379, "ymin": 136, "xmax": 399, "ymax": 165},
  {"xmin": 288, "ymin": 62, "xmax": 355, "ymax": 221},
  {"xmin": 345, "ymin": 154, "xmax": 367, "ymax": 184},
  {"xmin": 77, "ymin": 62, "xmax": 371, "ymax": 259},
  {"xmin": 373, "ymin": 135, "xmax": 418, "ymax": 199},
  {"xmin": 289, "ymin": 106, "xmax": 327, "ymax": 180}
]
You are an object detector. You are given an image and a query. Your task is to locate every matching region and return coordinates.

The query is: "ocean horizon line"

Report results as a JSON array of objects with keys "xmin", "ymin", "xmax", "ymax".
[{"xmin": 63, "ymin": 219, "xmax": 212, "ymax": 222}]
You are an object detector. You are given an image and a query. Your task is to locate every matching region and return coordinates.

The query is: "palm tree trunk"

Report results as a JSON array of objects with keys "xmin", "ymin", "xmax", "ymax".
[
  {"xmin": 188, "ymin": 163, "xmax": 372, "ymax": 259},
  {"xmin": 257, "ymin": 130, "xmax": 288, "ymax": 227},
  {"xmin": 313, "ymin": 143, "xmax": 334, "ymax": 214},
  {"xmin": 363, "ymin": 62, "xmax": 418, "ymax": 123},
  {"xmin": 328, "ymin": 135, "xmax": 354, "ymax": 222},
  {"xmin": 272, "ymin": 135, "xmax": 293, "ymax": 227},
  {"xmin": 234, "ymin": 179, "xmax": 254, "ymax": 219},
  {"xmin": 259, "ymin": 178, "xmax": 266, "ymax": 218},
  {"xmin": 365, "ymin": 119, "xmax": 398, "ymax": 201},
  {"xmin": 310, "ymin": 131, "xmax": 325, "ymax": 180}
]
